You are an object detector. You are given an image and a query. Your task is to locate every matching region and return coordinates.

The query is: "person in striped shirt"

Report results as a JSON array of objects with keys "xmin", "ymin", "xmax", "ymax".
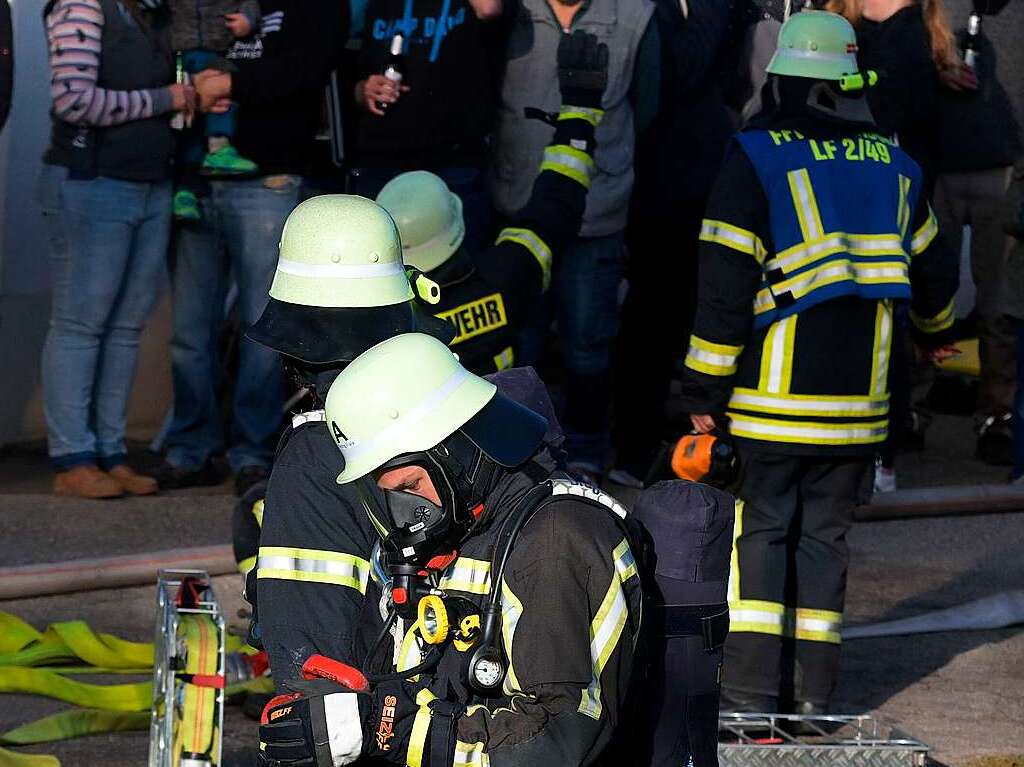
[{"xmin": 39, "ymin": 0, "xmax": 193, "ymax": 499}]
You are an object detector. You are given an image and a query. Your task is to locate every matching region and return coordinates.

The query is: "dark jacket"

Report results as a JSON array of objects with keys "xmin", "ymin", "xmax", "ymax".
[
  {"xmin": 227, "ymin": 0, "xmax": 347, "ymax": 176},
  {"xmin": 679, "ymin": 111, "xmax": 959, "ymax": 457},
  {"xmin": 169, "ymin": 0, "xmax": 261, "ymax": 52},
  {"xmin": 353, "ymin": 453, "xmax": 642, "ymax": 767},
  {"xmin": 633, "ymin": 0, "xmax": 736, "ymax": 208},
  {"xmin": 354, "ymin": 0, "xmax": 507, "ymax": 166},
  {"xmin": 857, "ymin": 5, "xmax": 941, "ymax": 195},
  {"xmin": 936, "ymin": 31, "xmax": 1022, "ymax": 173},
  {"xmin": 0, "ymin": 0, "xmax": 11, "ymax": 133},
  {"xmin": 43, "ymin": 0, "xmax": 174, "ymax": 181},
  {"xmin": 429, "ymin": 105, "xmax": 599, "ymax": 374}
]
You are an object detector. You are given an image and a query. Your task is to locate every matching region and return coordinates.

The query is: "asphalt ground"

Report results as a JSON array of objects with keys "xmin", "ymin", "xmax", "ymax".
[{"xmin": 1, "ymin": 410, "xmax": 1022, "ymax": 766}]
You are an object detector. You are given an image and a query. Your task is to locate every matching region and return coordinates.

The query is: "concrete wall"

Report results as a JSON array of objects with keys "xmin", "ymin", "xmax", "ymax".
[{"xmin": 0, "ymin": 0, "xmax": 171, "ymax": 447}]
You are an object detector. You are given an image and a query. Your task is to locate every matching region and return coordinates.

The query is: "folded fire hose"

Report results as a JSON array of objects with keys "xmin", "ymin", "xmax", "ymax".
[{"xmin": 0, "ymin": 570, "xmax": 271, "ymax": 767}]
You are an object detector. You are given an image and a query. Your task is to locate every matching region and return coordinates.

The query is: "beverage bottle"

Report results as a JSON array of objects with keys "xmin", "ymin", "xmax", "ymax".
[
  {"xmin": 377, "ymin": 34, "xmax": 404, "ymax": 113},
  {"xmin": 963, "ymin": 12, "xmax": 981, "ymax": 69},
  {"xmin": 170, "ymin": 52, "xmax": 190, "ymax": 130}
]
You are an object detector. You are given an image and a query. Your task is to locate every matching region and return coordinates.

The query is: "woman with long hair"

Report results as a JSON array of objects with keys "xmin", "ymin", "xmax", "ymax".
[{"xmin": 825, "ymin": 0, "xmax": 958, "ymax": 194}]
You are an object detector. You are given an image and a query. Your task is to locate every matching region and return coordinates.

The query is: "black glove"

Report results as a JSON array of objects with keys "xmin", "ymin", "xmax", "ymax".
[
  {"xmin": 260, "ymin": 677, "xmax": 452, "ymax": 767},
  {"xmin": 557, "ymin": 30, "xmax": 609, "ymax": 110}
]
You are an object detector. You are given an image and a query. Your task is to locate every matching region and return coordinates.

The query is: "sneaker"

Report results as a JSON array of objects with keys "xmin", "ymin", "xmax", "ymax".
[
  {"xmin": 200, "ymin": 144, "xmax": 259, "ymax": 177},
  {"xmin": 977, "ymin": 410, "xmax": 1014, "ymax": 466},
  {"xmin": 873, "ymin": 457, "xmax": 896, "ymax": 494},
  {"xmin": 234, "ymin": 465, "xmax": 270, "ymax": 497},
  {"xmin": 173, "ymin": 189, "xmax": 202, "ymax": 222},
  {"xmin": 106, "ymin": 464, "xmax": 159, "ymax": 496},
  {"xmin": 152, "ymin": 459, "xmax": 227, "ymax": 490},
  {"xmin": 54, "ymin": 465, "xmax": 124, "ymax": 499}
]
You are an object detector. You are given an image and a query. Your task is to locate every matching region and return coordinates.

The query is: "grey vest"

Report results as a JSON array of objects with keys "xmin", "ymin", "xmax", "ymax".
[
  {"xmin": 489, "ymin": 0, "xmax": 653, "ymax": 237},
  {"xmin": 44, "ymin": 0, "xmax": 173, "ymax": 182}
]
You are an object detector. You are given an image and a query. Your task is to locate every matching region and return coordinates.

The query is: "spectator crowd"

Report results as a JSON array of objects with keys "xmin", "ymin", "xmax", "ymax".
[{"xmin": 29, "ymin": 0, "xmax": 1024, "ymax": 724}]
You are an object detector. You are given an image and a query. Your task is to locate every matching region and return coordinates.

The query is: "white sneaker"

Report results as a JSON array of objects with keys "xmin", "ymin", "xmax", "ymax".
[{"xmin": 873, "ymin": 457, "xmax": 896, "ymax": 494}]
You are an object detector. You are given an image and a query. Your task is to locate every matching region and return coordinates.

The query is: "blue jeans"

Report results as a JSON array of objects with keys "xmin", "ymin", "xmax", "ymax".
[
  {"xmin": 518, "ymin": 232, "xmax": 626, "ymax": 468},
  {"xmin": 38, "ymin": 165, "xmax": 171, "ymax": 470},
  {"xmin": 165, "ymin": 177, "xmax": 299, "ymax": 470}
]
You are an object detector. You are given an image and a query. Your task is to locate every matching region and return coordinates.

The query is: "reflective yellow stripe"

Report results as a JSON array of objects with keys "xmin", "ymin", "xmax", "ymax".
[
  {"xmin": 251, "ymin": 498, "xmax": 265, "ymax": 527},
  {"xmin": 493, "ymin": 346, "xmax": 514, "ymax": 371},
  {"xmin": 454, "ymin": 740, "xmax": 490, "ymax": 767},
  {"xmin": 765, "ymin": 232, "xmax": 906, "ymax": 275},
  {"xmin": 729, "ymin": 388, "xmax": 889, "ymax": 418},
  {"xmin": 558, "ymin": 105, "xmax": 603, "ymax": 126},
  {"xmin": 405, "ymin": 689, "xmax": 437, "ymax": 767},
  {"xmin": 237, "ymin": 555, "xmax": 256, "ymax": 578},
  {"xmin": 726, "ymin": 413, "xmax": 889, "ymax": 445},
  {"xmin": 256, "ymin": 546, "xmax": 370, "ymax": 594},
  {"xmin": 758, "ymin": 315, "xmax": 796, "ymax": 394},
  {"xmin": 729, "ymin": 599, "xmax": 786, "ymax": 637},
  {"xmin": 870, "ymin": 300, "xmax": 893, "ymax": 396},
  {"xmin": 910, "ymin": 299, "xmax": 955, "ymax": 334},
  {"xmin": 754, "ymin": 259, "xmax": 910, "ymax": 316},
  {"xmin": 795, "ymin": 608, "xmax": 843, "ymax": 644},
  {"xmin": 684, "ymin": 335, "xmax": 743, "ymax": 377},
  {"xmin": 500, "ymin": 579, "xmax": 525, "ymax": 697},
  {"xmin": 699, "ymin": 219, "xmax": 767, "ymax": 263},
  {"xmin": 541, "ymin": 144, "xmax": 594, "ymax": 188},
  {"xmin": 911, "ymin": 209, "xmax": 939, "ymax": 255},
  {"xmin": 579, "ymin": 539, "xmax": 634, "ymax": 720},
  {"xmin": 439, "ymin": 557, "xmax": 492, "ymax": 596},
  {"xmin": 496, "ymin": 227, "xmax": 552, "ymax": 292},
  {"xmin": 897, "ymin": 175, "xmax": 912, "ymax": 238},
  {"xmin": 727, "ymin": 499, "xmax": 743, "ymax": 604},
  {"xmin": 787, "ymin": 169, "xmax": 825, "ymax": 241}
]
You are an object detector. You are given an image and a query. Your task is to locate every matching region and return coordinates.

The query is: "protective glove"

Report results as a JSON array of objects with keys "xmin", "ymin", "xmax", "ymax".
[
  {"xmin": 557, "ymin": 30, "xmax": 609, "ymax": 110},
  {"xmin": 259, "ymin": 656, "xmax": 456, "ymax": 767}
]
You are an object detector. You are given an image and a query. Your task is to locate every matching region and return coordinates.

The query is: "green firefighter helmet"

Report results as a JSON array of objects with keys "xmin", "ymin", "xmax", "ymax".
[
  {"xmin": 376, "ymin": 172, "xmax": 465, "ymax": 274},
  {"xmin": 246, "ymin": 195, "xmax": 454, "ymax": 365},
  {"xmin": 766, "ymin": 10, "xmax": 861, "ymax": 82},
  {"xmin": 325, "ymin": 333, "xmax": 546, "ymax": 484}
]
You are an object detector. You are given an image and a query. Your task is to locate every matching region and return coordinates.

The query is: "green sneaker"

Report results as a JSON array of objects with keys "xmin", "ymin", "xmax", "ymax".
[
  {"xmin": 173, "ymin": 189, "xmax": 202, "ymax": 222},
  {"xmin": 201, "ymin": 144, "xmax": 259, "ymax": 177}
]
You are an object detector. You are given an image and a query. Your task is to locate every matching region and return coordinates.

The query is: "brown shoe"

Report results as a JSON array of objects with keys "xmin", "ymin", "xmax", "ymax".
[
  {"xmin": 54, "ymin": 465, "xmax": 124, "ymax": 499},
  {"xmin": 106, "ymin": 464, "xmax": 159, "ymax": 496}
]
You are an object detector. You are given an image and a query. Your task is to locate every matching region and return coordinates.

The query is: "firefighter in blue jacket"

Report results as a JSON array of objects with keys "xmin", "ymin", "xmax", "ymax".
[{"xmin": 680, "ymin": 11, "xmax": 959, "ymax": 714}]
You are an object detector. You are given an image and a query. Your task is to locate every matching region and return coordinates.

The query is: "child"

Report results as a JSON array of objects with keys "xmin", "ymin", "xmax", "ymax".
[{"xmin": 170, "ymin": 0, "xmax": 261, "ymax": 221}]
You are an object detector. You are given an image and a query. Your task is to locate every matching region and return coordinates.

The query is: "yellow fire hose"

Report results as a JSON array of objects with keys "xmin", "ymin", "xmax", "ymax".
[{"xmin": 0, "ymin": 611, "xmax": 271, "ymax": 767}]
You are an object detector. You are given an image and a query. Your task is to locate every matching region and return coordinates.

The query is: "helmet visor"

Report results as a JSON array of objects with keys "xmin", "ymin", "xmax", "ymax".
[
  {"xmin": 458, "ymin": 392, "xmax": 548, "ymax": 468},
  {"xmin": 247, "ymin": 297, "xmax": 456, "ymax": 364}
]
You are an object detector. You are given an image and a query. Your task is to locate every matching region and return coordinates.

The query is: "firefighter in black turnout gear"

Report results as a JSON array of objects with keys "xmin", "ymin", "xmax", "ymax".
[
  {"xmin": 258, "ymin": 333, "xmax": 642, "ymax": 767},
  {"xmin": 375, "ymin": 32, "xmax": 608, "ymax": 375},
  {"xmin": 238, "ymin": 31, "xmax": 610, "ymax": 691},
  {"xmin": 679, "ymin": 11, "xmax": 959, "ymax": 713}
]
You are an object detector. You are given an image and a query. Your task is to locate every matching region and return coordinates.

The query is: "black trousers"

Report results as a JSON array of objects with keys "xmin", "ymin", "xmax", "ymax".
[
  {"xmin": 612, "ymin": 195, "xmax": 706, "ymax": 476},
  {"xmin": 725, "ymin": 448, "xmax": 869, "ymax": 706}
]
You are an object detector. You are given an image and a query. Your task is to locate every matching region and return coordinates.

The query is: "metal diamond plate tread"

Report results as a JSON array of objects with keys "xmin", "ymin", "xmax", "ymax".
[{"xmin": 719, "ymin": 746, "xmax": 926, "ymax": 767}]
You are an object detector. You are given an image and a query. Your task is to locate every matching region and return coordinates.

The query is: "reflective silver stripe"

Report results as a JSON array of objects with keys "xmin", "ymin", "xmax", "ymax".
[
  {"xmin": 763, "ymin": 316, "xmax": 794, "ymax": 394},
  {"xmin": 728, "ymin": 414, "xmax": 888, "ymax": 444},
  {"xmin": 773, "ymin": 261, "xmax": 908, "ymax": 299},
  {"xmin": 338, "ymin": 367, "xmax": 472, "ymax": 468},
  {"xmin": 276, "ymin": 258, "xmax": 406, "ymax": 279},
  {"xmin": 256, "ymin": 547, "xmax": 371, "ymax": 594},
  {"xmin": 911, "ymin": 299, "xmax": 955, "ymax": 333},
  {"xmin": 700, "ymin": 220, "xmax": 765, "ymax": 261},
  {"xmin": 439, "ymin": 557, "xmax": 492, "ymax": 595},
  {"xmin": 871, "ymin": 301, "xmax": 892, "ymax": 396},
  {"xmin": 685, "ymin": 338, "xmax": 741, "ymax": 376},
  {"xmin": 454, "ymin": 741, "xmax": 489, "ymax": 767},
  {"xmin": 292, "ymin": 409, "xmax": 325, "ymax": 429},
  {"xmin": 541, "ymin": 145, "xmax": 594, "ymax": 186},
  {"xmin": 765, "ymin": 233, "xmax": 905, "ymax": 273},
  {"xmin": 729, "ymin": 389, "xmax": 888, "ymax": 417},
  {"xmin": 558, "ymin": 106, "xmax": 603, "ymax": 126},
  {"xmin": 911, "ymin": 211, "xmax": 939, "ymax": 254},
  {"xmin": 788, "ymin": 168, "xmax": 824, "ymax": 241}
]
